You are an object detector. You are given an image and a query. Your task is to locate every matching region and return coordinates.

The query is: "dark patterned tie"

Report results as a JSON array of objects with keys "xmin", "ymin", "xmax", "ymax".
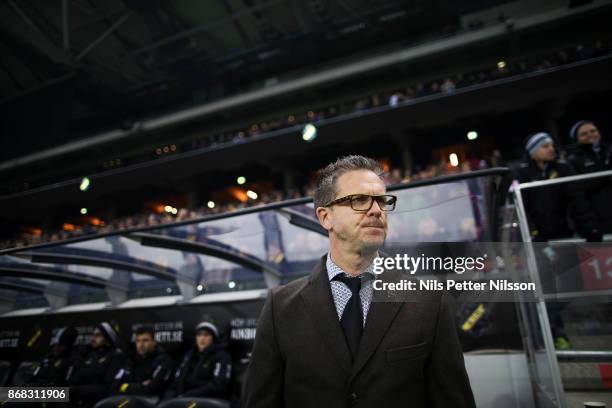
[{"xmin": 334, "ymin": 274, "xmax": 363, "ymax": 359}]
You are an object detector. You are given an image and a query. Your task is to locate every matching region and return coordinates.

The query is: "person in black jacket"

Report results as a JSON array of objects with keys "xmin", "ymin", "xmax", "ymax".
[
  {"xmin": 514, "ymin": 132, "xmax": 602, "ymax": 350},
  {"xmin": 113, "ymin": 325, "xmax": 174, "ymax": 398},
  {"xmin": 30, "ymin": 326, "xmax": 81, "ymax": 387},
  {"xmin": 67, "ymin": 322, "xmax": 127, "ymax": 406},
  {"xmin": 566, "ymin": 120, "xmax": 612, "ymax": 233},
  {"xmin": 513, "ymin": 132, "xmax": 601, "ymax": 242},
  {"xmin": 164, "ymin": 321, "xmax": 231, "ymax": 399}
]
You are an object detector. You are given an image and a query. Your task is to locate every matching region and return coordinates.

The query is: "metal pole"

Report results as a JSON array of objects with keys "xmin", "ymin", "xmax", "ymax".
[
  {"xmin": 7, "ymin": 0, "xmax": 43, "ymax": 33},
  {"xmin": 62, "ymin": 0, "xmax": 70, "ymax": 52},
  {"xmin": 130, "ymin": 0, "xmax": 285, "ymax": 55},
  {"xmin": 516, "ymin": 169, "xmax": 612, "ymax": 190},
  {"xmin": 513, "ymin": 185, "xmax": 567, "ymax": 408},
  {"xmin": 75, "ymin": 11, "xmax": 133, "ymax": 62}
]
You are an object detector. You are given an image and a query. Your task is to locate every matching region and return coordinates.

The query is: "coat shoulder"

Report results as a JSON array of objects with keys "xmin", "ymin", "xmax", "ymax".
[
  {"xmin": 210, "ymin": 348, "xmax": 232, "ymax": 363},
  {"xmin": 554, "ymin": 160, "xmax": 575, "ymax": 175},
  {"xmin": 269, "ymin": 274, "xmax": 311, "ymax": 308},
  {"xmin": 155, "ymin": 351, "xmax": 174, "ymax": 366},
  {"xmin": 511, "ymin": 162, "xmax": 530, "ymax": 181}
]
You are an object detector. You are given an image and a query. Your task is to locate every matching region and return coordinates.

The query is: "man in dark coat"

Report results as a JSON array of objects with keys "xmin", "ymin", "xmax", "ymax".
[
  {"xmin": 113, "ymin": 325, "xmax": 175, "ymax": 397},
  {"xmin": 245, "ymin": 155, "xmax": 475, "ymax": 408},
  {"xmin": 566, "ymin": 120, "xmax": 612, "ymax": 233},
  {"xmin": 513, "ymin": 132, "xmax": 601, "ymax": 241},
  {"xmin": 30, "ymin": 326, "xmax": 81, "ymax": 387},
  {"xmin": 164, "ymin": 321, "xmax": 232, "ymax": 399},
  {"xmin": 67, "ymin": 322, "xmax": 127, "ymax": 405}
]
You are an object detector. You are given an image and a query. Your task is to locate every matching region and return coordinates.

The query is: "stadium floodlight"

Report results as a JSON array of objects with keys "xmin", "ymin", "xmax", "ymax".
[
  {"xmin": 207, "ymin": 201, "xmax": 215, "ymax": 209},
  {"xmin": 246, "ymin": 190, "xmax": 258, "ymax": 200},
  {"xmin": 467, "ymin": 131, "xmax": 478, "ymax": 140},
  {"xmin": 302, "ymin": 124, "xmax": 317, "ymax": 142},
  {"xmin": 449, "ymin": 153, "xmax": 459, "ymax": 167},
  {"xmin": 80, "ymin": 207, "xmax": 88, "ymax": 215},
  {"xmin": 79, "ymin": 177, "xmax": 90, "ymax": 191},
  {"xmin": 237, "ymin": 176, "xmax": 246, "ymax": 185}
]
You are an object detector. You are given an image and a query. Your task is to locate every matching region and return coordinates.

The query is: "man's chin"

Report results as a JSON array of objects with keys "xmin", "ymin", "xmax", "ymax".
[{"xmin": 361, "ymin": 238, "xmax": 385, "ymax": 252}]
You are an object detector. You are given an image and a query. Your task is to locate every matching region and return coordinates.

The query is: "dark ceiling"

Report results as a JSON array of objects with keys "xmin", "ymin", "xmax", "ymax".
[{"xmin": 0, "ymin": 0, "xmax": 514, "ymax": 157}]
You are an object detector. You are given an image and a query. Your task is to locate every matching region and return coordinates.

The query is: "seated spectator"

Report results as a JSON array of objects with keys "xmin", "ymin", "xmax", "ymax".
[
  {"xmin": 567, "ymin": 120, "xmax": 612, "ymax": 233},
  {"xmin": 68, "ymin": 322, "xmax": 127, "ymax": 405},
  {"xmin": 113, "ymin": 325, "xmax": 175, "ymax": 398},
  {"xmin": 30, "ymin": 326, "xmax": 80, "ymax": 387},
  {"xmin": 164, "ymin": 321, "xmax": 231, "ymax": 400},
  {"xmin": 513, "ymin": 132, "xmax": 601, "ymax": 242}
]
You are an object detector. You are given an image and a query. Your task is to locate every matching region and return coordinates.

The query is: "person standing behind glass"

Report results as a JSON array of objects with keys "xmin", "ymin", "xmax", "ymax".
[
  {"xmin": 567, "ymin": 120, "xmax": 612, "ymax": 234},
  {"xmin": 513, "ymin": 133, "xmax": 602, "ymax": 350},
  {"xmin": 513, "ymin": 132, "xmax": 601, "ymax": 242}
]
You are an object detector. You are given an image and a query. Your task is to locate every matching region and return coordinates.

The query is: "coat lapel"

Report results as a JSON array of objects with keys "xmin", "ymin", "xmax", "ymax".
[
  {"xmin": 300, "ymin": 257, "xmax": 352, "ymax": 375},
  {"xmin": 348, "ymin": 303, "xmax": 402, "ymax": 383},
  {"xmin": 349, "ymin": 269, "xmax": 404, "ymax": 383}
]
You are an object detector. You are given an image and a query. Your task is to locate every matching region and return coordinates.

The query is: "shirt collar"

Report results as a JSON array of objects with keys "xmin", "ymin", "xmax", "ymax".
[{"xmin": 326, "ymin": 252, "xmax": 376, "ymax": 281}]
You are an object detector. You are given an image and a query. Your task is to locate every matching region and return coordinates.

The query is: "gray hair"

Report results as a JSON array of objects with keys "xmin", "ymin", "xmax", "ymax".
[{"xmin": 313, "ymin": 155, "xmax": 383, "ymax": 208}]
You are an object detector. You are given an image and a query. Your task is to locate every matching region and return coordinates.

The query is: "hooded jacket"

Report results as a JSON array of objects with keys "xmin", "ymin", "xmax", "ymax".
[
  {"xmin": 114, "ymin": 344, "xmax": 175, "ymax": 397},
  {"xmin": 513, "ymin": 158, "xmax": 600, "ymax": 241},
  {"xmin": 567, "ymin": 141, "xmax": 612, "ymax": 233},
  {"xmin": 67, "ymin": 345, "xmax": 127, "ymax": 404},
  {"xmin": 30, "ymin": 347, "xmax": 82, "ymax": 387},
  {"xmin": 164, "ymin": 343, "xmax": 231, "ymax": 399},
  {"xmin": 30, "ymin": 327, "xmax": 81, "ymax": 387}
]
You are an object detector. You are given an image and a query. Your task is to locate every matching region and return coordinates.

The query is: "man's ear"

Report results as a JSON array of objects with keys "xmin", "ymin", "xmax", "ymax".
[{"xmin": 316, "ymin": 207, "xmax": 333, "ymax": 231}]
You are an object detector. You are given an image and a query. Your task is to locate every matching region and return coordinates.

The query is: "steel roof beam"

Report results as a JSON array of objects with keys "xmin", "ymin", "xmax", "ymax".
[{"xmin": 128, "ymin": 232, "xmax": 281, "ymax": 287}]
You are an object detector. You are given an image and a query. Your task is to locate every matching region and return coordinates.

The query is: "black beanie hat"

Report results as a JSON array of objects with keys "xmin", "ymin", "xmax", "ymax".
[
  {"xmin": 51, "ymin": 326, "xmax": 78, "ymax": 347},
  {"xmin": 98, "ymin": 322, "xmax": 119, "ymax": 347}
]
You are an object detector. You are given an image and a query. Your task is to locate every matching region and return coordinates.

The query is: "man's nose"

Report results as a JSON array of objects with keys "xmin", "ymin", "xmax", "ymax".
[{"xmin": 367, "ymin": 199, "xmax": 384, "ymax": 216}]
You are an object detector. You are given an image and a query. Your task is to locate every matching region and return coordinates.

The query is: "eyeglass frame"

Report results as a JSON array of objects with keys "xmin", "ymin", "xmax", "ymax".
[{"xmin": 323, "ymin": 193, "xmax": 398, "ymax": 212}]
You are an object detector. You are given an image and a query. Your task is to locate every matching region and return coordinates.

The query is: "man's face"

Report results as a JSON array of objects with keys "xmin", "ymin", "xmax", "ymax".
[
  {"xmin": 91, "ymin": 328, "xmax": 107, "ymax": 349},
  {"xmin": 577, "ymin": 123, "xmax": 601, "ymax": 145},
  {"xmin": 195, "ymin": 331, "xmax": 214, "ymax": 352},
  {"xmin": 532, "ymin": 142, "xmax": 556, "ymax": 162},
  {"xmin": 317, "ymin": 170, "xmax": 388, "ymax": 252},
  {"xmin": 135, "ymin": 333, "xmax": 156, "ymax": 357}
]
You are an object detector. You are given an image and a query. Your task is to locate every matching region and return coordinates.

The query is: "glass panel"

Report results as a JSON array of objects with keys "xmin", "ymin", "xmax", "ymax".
[
  {"xmin": 513, "ymin": 170, "xmax": 612, "ymax": 407},
  {"xmin": 1, "ymin": 173, "xmax": 501, "ymax": 304}
]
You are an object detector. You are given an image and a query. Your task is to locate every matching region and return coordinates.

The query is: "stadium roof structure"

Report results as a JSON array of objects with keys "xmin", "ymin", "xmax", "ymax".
[
  {"xmin": 0, "ymin": 0, "xmax": 472, "ymax": 123},
  {"xmin": 3, "ymin": 0, "xmax": 558, "ymax": 162}
]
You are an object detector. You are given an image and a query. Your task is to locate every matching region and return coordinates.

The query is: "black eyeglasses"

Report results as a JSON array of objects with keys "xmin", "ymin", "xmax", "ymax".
[{"xmin": 324, "ymin": 194, "xmax": 397, "ymax": 212}]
